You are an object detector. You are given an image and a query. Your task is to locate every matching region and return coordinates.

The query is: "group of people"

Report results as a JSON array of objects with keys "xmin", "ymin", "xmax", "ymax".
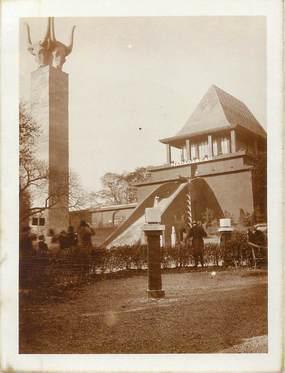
[
  {"xmin": 176, "ymin": 219, "xmax": 268, "ymax": 268},
  {"xmin": 20, "ymin": 220, "xmax": 95, "ymax": 257}
]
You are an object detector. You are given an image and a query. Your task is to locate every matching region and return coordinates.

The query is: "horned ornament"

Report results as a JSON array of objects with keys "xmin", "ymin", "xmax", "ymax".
[
  {"xmin": 25, "ymin": 17, "xmax": 76, "ymax": 70},
  {"xmin": 24, "ymin": 19, "xmax": 51, "ymax": 67}
]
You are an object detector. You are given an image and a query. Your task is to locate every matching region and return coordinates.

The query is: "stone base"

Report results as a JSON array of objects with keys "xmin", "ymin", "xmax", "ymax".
[{"xmin": 147, "ymin": 289, "xmax": 165, "ymax": 299}]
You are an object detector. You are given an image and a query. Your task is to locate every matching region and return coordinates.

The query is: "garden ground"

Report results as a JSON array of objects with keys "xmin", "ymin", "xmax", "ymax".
[{"xmin": 19, "ymin": 269, "xmax": 267, "ymax": 353}]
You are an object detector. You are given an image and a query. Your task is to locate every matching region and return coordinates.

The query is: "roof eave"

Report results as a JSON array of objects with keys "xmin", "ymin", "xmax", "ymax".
[
  {"xmin": 235, "ymin": 124, "xmax": 267, "ymax": 140},
  {"xmin": 159, "ymin": 125, "xmax": 233, "ymax": 146},
  {"xmin": 160, "ymin": 123, "xmax": 267, "ymax": 146}
]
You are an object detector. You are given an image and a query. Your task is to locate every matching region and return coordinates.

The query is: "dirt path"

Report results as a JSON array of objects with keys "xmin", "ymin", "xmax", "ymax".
[{"xmin": 20, "ymin": 270, "xmax": 267, "ymax": 353}]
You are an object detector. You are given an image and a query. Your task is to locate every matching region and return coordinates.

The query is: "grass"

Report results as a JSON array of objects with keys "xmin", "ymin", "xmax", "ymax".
[{"xmin": 19, "ymin": 269, "xmax": 267, "ymax": 353}]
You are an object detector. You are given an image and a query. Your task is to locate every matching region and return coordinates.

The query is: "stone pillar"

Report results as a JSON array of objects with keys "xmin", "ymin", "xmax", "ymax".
[
  {"xmin": 31, "ymin": 66, "xmax": 69, "ymax": 233},
  {"xmin": 144, "ymin": 227, "xmax": 165, "ymax": 299},
  {"xmin": 230, "ymin": 129, "xmax": 236, "ymax": 153},
  {"xmin": 186, "ymin": 139, "xmax": 191, "ymax": 160},
  {"xmin": 166, "ymin": 144, "xmax": 172, "ymax": 164},
  {"xmin": 208, "ymin": 135, "xmax": 213, "ymax": 158}
]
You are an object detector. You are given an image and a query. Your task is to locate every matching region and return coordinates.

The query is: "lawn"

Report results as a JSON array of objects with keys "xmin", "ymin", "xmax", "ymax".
[{"xmin": 19, "ymin": 269, "xmax": 267, "ymax": 353}]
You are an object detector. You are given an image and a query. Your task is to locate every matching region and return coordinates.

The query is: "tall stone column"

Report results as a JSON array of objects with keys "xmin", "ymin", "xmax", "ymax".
[
  {"xmin": 31, "ymin": 65, "xmax": 69, "ymax": 233},
  {"xmin": 25, "ymin": 17, "xmax": 75, "ymax": 234}
]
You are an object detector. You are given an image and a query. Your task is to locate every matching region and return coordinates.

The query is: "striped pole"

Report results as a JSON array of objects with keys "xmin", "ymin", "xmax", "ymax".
[{"xmin": 186, "ymin": 191, "xmax": 192, "ymax": 228}]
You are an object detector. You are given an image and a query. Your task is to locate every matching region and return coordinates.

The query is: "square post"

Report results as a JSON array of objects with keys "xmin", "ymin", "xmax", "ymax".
[
  {"xmin": 208, "ymin": 135, "xmax": 213, "ymax": 158},
  {"xmin": 143, "ymin": 208, "xmax": 165, "ymax": 299},
  {"xmin": 166, "ymin": 144, "xmax": 172, "ymax": 164},
  {"xmin": 145, "ymin": 229, "xmax": 164, "ymax": 297},
  {"xmin": 186, "ymin": 139, "xmax": 191, "ymax": 160},
  {"xmin": 230, "ymin": 129, "xmax": 236, "ymax": 153}
]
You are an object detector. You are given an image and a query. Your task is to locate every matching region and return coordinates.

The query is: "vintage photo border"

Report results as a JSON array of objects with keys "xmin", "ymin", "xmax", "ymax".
[{"xmin": 1, "ymin": 0, "xmax": 283, "ymax": 371}]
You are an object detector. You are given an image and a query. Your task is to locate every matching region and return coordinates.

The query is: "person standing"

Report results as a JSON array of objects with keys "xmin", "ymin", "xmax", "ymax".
[
  {"xmin": 20, "ymin": 226, "xmax": 33, "ymax": 256},
  {"xmin": 58, "ymin": 230, "xmax": 69, "ymax": 251},
  {"xmin": 38, "ymin": 235, "xmax": 48, "ymax": 255},
  {"xmin": 67, "ymin": 225, "xmax": 78, "ymax": 250},
  {"xmin": 188, "ymin": 221, "xmax": 207, "ymax": 268},
  {"xmin": 77, "ymin": 220, "xmax": 93, "ymax": 249},
  {"xmin": 77, "ymin": 220, "xmax": 94, "ymax": 280},
  {"xmin": 19, "ymin": 226, "xmax": 33, "ymax": 288}
]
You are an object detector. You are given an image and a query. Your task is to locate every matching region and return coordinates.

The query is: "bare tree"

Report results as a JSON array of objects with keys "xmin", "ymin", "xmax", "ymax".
[
  {"xmin": 88, "ymin": 167, "xmax": 150, "ymax": 207},
  {"xmin": 19, "ymin": 103, "xmax": 88, "ymax": 224}
]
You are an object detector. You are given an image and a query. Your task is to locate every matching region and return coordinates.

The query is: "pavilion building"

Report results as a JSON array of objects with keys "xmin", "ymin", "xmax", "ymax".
[
  {"xmin": 135, "ymin": 85, "xmax": 267, "ymax": 223},
  {"xmin": 71, "ymin": 85, "xmax": 267, "ymax": 247}
]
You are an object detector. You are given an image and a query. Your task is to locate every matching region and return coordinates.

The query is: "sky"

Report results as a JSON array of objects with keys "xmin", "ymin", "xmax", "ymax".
[{"xmin": 20, "ymin": 16, "xmax": 266, "ymax": 192}]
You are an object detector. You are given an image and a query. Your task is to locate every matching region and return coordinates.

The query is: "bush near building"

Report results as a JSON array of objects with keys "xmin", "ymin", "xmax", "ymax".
[{"xmin": 19, "ymin": 232, "xmax": 266, "ymax": 298}]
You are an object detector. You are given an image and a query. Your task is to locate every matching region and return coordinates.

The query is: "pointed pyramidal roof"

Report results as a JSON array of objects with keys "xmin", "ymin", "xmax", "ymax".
[{"xmin": 160, "ymin": 85, "xmax": 266, "ymax": 146}]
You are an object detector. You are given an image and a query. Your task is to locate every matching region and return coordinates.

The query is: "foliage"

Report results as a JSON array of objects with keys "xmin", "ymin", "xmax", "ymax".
[
  {"xmin": 17, "ymin": 242, "xmax": 221, "ymax": 289},
  {"xmin": 88, "ymin": 167, "xmax": 150, "ymax": 206},
  {"xmin": 222, "ymin": 231, "xmax": 252, "ymax": 267},
  {"xmin": 20, "ymin": 230, "xmax": 266, "ymax": 291},
  {"xmin": 19, "ymin": 103, "xmax": 89, "ymax": 223},
  {"xmin": 19, "ymin": 103, "xmax": 40, "ymax": 166},
  {"xmin": 20, "ymin": 189, "xmax": 31, "ymax": 227},
  {"xmin": 19, "ymin": 103, "xmax": 48, "ymax": 222}
]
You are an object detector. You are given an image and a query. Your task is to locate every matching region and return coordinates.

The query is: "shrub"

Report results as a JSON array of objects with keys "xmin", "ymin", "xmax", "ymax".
[
  {"xmin": 131, "ymin": 244, "xmax": 147, "ymax": 269},
  {"xmin": 20, "ymin": 232, "xmax": 260, "ymax": 294},
  {"xmin": 222, "ymin": 231, "xmax": 251, "ymax": 267},
  {"xmin": 204, "ymin": 243, "xmax": 221, "ymax": 267}
]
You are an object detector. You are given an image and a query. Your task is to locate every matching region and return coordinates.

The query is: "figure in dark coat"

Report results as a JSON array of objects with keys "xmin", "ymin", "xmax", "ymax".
[
  {"xmin": 250, "ymin": 227, "xmax": 265, "ymax": 247},
  {"xmin": 20, "ymin": 226, "xmax": 33, "ymax": 257},
  {"xmin": 188, "ymin": 221, "xmax": 207, "ymax": 267},
  {"xmin": 78, "ymin": 220, "xmax": 93, "ymax": 249},
  {"xmin": 58, "ymin": 230, "xmax": 69, "ymax": 250},
  {"xmin": 67, "ymin": 225, "xmax": 78, "ymax": 249},
  {"xmin": 38, "ymin": 234, "xmax": 48, "ymax": 255}
]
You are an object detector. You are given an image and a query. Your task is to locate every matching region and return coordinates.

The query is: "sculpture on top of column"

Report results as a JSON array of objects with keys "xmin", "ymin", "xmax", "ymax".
[{"xmin": 25, "ymin": 17, "xmax": 76, "ymax": 70}]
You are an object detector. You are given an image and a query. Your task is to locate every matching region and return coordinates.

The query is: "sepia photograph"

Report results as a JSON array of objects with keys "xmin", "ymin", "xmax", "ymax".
[
  {"xmin": 19, "ymin": 15, "xmax": 268, "ymax": 354},
  {"xmin": 0, "ymin": 0, "xmax": 283, "ymax": 372}
]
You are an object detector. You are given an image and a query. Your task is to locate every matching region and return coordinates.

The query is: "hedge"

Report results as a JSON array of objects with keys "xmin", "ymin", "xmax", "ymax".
[{"xmin": 19, "ymin": 231, "xmax": 266, "ymax": 291}]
